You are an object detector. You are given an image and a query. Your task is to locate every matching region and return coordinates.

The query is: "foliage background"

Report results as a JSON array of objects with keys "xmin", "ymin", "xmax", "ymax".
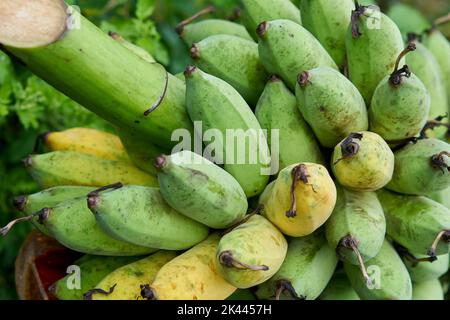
[{"xmin": 0, "ymin": 0, "xmax": 448, "ymax": 299}]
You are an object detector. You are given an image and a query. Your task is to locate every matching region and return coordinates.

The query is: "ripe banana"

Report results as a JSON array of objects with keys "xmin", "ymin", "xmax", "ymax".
[
  {"xmin": 346, "ymin": 3, "xmax": 404, "ymax": 104},
  {"xmin": 331, "ymin": 132, "xmax": 395, "ymax": 192},
  {"xmin": 256, "ymin": 231, "xmax": 338, "ymax": 300},
  {"xmin": 52, "ymin": 255, "xmax": 138, "ymax": 300},
  {"xmin": 240, "ymin": 0, "xmax": 302, "ymax": 39},
  {"xmin": 412, "ymin": 279, "xmax": 444, "ymax": 300},
  {"xmin": 24, "ymin": 151, "xmax": 158, "ymax": 188},
  {"xmin": 344, "ymin": 240, "xmax": 412, "ymax": 300},
  {"xmin": 255, "ymin": 75, "xmax": 324, "ymax": 171},
  {"xmin": 319, "ymin": 270, "xmax": 360, "ymax": 300},
  {"xmin": 43, "ymin": 128, "xmax": 131, "ymax": 163},
  {"xmin": 155, "ymin": 151, "xmax": 248, "ymax": 229},
  {"xmin": 295, "ymin": 67, "xmax": 369, "ymax": 148},
  {"xmin": 179, "ymin": 19, "xmax": 253, "ymax": 48},
  {"xmin": 89, "ymin": 251, "xmax": 177, "ymax": 300},
  {"xmin": 257, "ymin": 19, "xmax": 338, "ymax": 91},
  {"xmin": 88, "ymin": 185, "xmax": 209, "ymax": 250},
  {"xmin": 325, "ymin": 186, "xmax": 386, "ymax": 285},
  {"xmin": 260, "ymin": 163, "xmax": 337, "ymax": 237},
  {"xmin": 300, "ymin": 0, "xmax": 355, "ymax": 68},
  {"xmin": 216, "ymin": 214, "xmax": 288, "ymax": 289},
  {"xmin": 386, "ymin": 139, "xmax": 450, "ymax": 195},
  {"xmin": 144, "ymin": 234, "xmax": 237, "ymax": 300},
  {"xmin": 369, "ymin": 44, "xmax": 430, "ymax": 144},
  {"xmin": 185, "ymin": 66, "xmax": 270, "ymax": 197},
  {"xmin": 378, "ymin": 189, "xmax": 450, "ymax": 257}
]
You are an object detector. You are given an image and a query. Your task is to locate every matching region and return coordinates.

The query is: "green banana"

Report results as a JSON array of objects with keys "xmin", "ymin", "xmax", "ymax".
[
  {"xmin": 240, "ymin": 0, "xmax": 302, "ymax": 39},
  {"xmin": 386, "ymin": 139, "xmax": 450, "ymax": 195},
  {"xmin": 401, "ymin": 251, "xmax": 449, "ymax": 283},
  {"xmin": 387, "ymin": 3, "xmax": 431, "ymax": 39},
  {"xmin": 412, "ymin": 279, "xmax": 444, "ymax": 300},
  {"xmin": 406, "ymin": 38, "xmax": 448, "ymax": 138},
  {"xmin": 257, "ymin": 19, "xmax": 338, "ymax": 90},
  {"xmin": 109, "ymin": 32, "xmax": 156, "ymax": 63},
  {"xmin": 24, "ymin": 151, "xmax": 158, "ymax": 188},
  {"xmin": 178, "ymin": 19, "xmax": 253, "ymax": 47},
  {"xmin": 51, "ymin": 255, "xmax": 139, "ymax": 300},
  {"xmin": 89, "ymin": 251, "xmax": 177, "ymax": 300},
  {"xmin": 344, "ymin": 240, "xmax": 413, "ymax": 300},
  {"xmin": 369, "ymin": 43, "xmax": 430, "ymax": 145},
  {"xmin": 295, "ymin": 67, "xmax": 369, "ymax": 148},
  {"xmin": 319, "ymin": 270, "xmax": 360, "ymax": 300},
  {"xmin": 2, "ymin": 195, "xmax": 157, "ymax": 256},
  {"xmin": 300, "ymin": 0, "xmax": 355, "ymax": 68},
  {"xmin": 255, "ymin": 75, "xmax": 324, "ymax": 172},
  {"xmin": 185, "ymin": 66, "xmax": 271, "ymax": 197},
  {"xmin": 346, "ymin": 3, "xmax": 404, "ymax": 104},
  {"xmin": 88, "ymin": 185, "xmax": 209, "ymax": 250},
  {"xmin": 155, "ymin": 151, "xmax": 248, "ymax": 229},
  {"xmin": 191, "ymin": 35, "xmax": 267, "ymax": 106},
  {"xmin": 216, "ymin": 214, "xmax": 288, "ymax": 289},
  {"xmin": 13, "ymin": 186, "xmax": 95, "ymax": 236},
  {"xmin": 226, "ymin": 289, "xmax": 256, "ymax": 300},
  {"xmin": 325, "ymin": 186, "xmax": 386, "ymax": 286},
  {"xmin": 377, "ymin": 189, "xmax": 450, "ymax": 257},
  {"xmin": 255, "ymin": 231, "xmax": 338, "ymax": 300},
  {"xmin": 116, "ymin": 128, "xmax": 169, "ymax": 176},
  {"xmin": 428, "ymin": 187, "xmax": 450, "ymax": 210},
  {"xmin": 423, "ymin": 28, "xmax": 450, "ymax": 106},
  {"xmin": 331, "ymin": 132, "xmax": 395, "ymax": 192}
]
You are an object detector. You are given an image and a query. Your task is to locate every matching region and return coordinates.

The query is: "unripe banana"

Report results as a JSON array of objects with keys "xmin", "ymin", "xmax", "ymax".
[
  {"xmin": 144, "ymin": 234, "xmax": 237, "ymax": 300},
  {"xmin": 346, "ymin": 3, "xmax": 404, "ymax": 104},
  {"xmin": 300, "ymin": 0, "xmax": 355, "ymax": 68},
  {"xmin": 88, "ymin": 251, "xmax": 177, "ymax": 300},
  {"xmin": 325, "ymin": 186, "xmax": 386, "ymax": 286},
  {"xmin": 155, "ymin": 151, "xmax": 247, "ymax": 229},
  {"xmin": 378, "ymin": 189, "xmax": 450, "ymax": 257},
  {"xmin": 295, "ymin": 67, "xmax": 369, "ymax": 148},
  {"xmin": 255, "ymin": 75, "xmax": 324, "ymax": 171},
  {"xmin": 255, "ymin": 231, "xmax": 338, "ymax": 300},
  {"xmin": 191, "ymin": 35, "xmax": 267, "ymax": 106},
  {"xmin": 44, "ymin": 128, "xmax": 131, "ymax": 163},
  {"xmin": 2, "ymin": 196, "xmax": 157, "ymax": 256},
  {"xmin": 52, "ymin": 255, "xmax": 139, "ymax": 300},
  {"xmin": 117, "ymin": 128, "xmax": 168, "ymax": 176},
  {"xmin": 185, "ymin": 66, "xmax": 271, "ymax": 197},
  {"xmin": 345, "ymin": 240, "xmax": 412, "ymax": 300},
  {"xmin": 319, "ymin": 270, "xmax": 360, "ymax": 300},
  {"xmin": 260, "ymin": 163, "xmax": 337, "ymax": 237},
  {"xmin": 406, "ymin": 38, "xmax": 448, "ymax": 138},
  {"xmin": 13, "ymin": 186, "xmax": 95, "ymax": 236},
  {"xmin": 386, "ymin": 139, "xmax": 450, "ymax": 195},
  {"xmin": 24, "ymin": 151, "xmax": 158, "ymax": 188},
  {"xmin": 412, "ymin": 279, "xmax": 444, "ymax": 300},
  {"xmin": 331, "ymin": 132, "xmax": 395, "ymax": 192},
  {"xmin": 88, "ymin": 185, "xmax": 209, "ymax": 250},
  {"xmin": 216, "ymin": 214, "xmax": 288, "ymax": 289},
  {"xmin": 423, "ymin": 29, "xmax": 450, "ymax": 106},
  {"xmin": 178, "ymin": 19, "xmax": 253, "ymax": 47},
  {"xmin": 427, "ymin": 186, "xmax": 450, "ymax": 210},
  {"xmin": 257, "ymin": 19, "xmax": 338, "ymax": 90},
  {"xmin": 369, "ymin": 44, "xmax": 430, "ymax": 144},
  {"xmin": 240, "ymin": 0, "xmax": 302, "ymax": 39},
  {"xmin": 109, "ymin": 32, "xmax": 156, "ymax": 63},
  {"xmin": 401, "ymin": 252, "xmax": 449, "ymax": 283}
]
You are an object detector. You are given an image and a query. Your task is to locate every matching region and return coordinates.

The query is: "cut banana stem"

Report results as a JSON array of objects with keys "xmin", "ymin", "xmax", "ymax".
[
  {"xmin": 219, "ymin": 251, "xmax": 269, "ymax": 271},
  {"xmin": 275, "ymin": 280, "xmax": 303, "ymax": 300},
  {"xmin": 428, "ymin": 230, "xmax": 450, "ymax": 258},
  {"xmin": 339, "ymin": 236, "xmax": 372, "ymax": 287}
]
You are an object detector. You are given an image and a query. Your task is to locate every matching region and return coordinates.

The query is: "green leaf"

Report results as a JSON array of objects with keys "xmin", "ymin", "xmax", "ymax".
[{"xmin": 136, "ymin": 0, "xmax": 155, "ymax": 21}]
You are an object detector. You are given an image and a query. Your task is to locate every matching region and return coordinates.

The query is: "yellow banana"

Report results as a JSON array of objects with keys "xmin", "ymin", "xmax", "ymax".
[
  {"xmin": 44, "ymin": 128, "xmax": 130, "ymax": 162},
  {"xmin": 89, "ymin": 251, "xmax": 177, "ymax": 300},
  {"xmin": 144, "ymin": 234, "xmax": 237, "ymax": 300}
]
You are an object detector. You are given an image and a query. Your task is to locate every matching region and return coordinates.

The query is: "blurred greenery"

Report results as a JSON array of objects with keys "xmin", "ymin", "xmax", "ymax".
[{"xmin": 0, "ymin": 0, "xmax": 448, "ymax": 300}]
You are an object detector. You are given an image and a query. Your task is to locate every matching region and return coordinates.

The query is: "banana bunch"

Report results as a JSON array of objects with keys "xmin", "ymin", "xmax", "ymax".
[{"xmin": 1, "ymin": 0, "xmax": 450, "ymax": 301}]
